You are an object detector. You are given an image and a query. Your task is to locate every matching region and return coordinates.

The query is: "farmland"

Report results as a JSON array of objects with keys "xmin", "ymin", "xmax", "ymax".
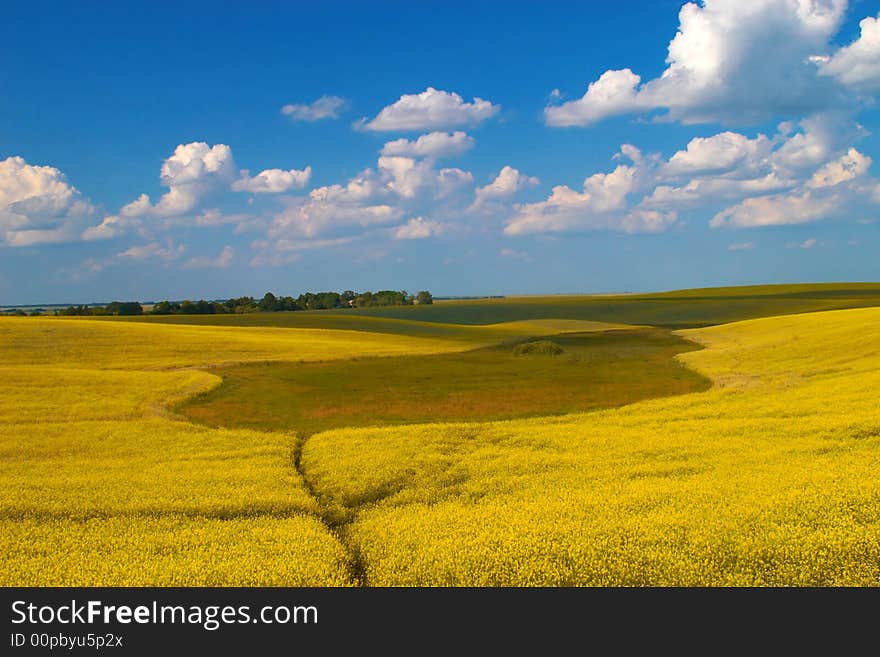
[
  {"xmin": 109, "ymin": 282, "xmax": 880, "ymax": 331},
  {"xmin": 2, "ymin": 284, "xmax": 880, "ymax": 585}
]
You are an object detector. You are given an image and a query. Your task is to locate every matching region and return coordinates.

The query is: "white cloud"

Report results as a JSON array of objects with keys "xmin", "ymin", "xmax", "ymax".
[
  {"xmin": 358, "ymin": 87, "xmax": 499, "ymax": 131},
  {"xmin": 81, "ymin": 214, "xmax": 139, "ymax": 241},
  {"xmin": 504, "ymin": 146, "xmax": 677, "ymax": 236},
  {"xmin": 119, "ymin": 142, "xmax": 236, "ymax": 221},
  {"xmin": 117, "ymin": 241, "xmax": 185, "ymax": 262},
  {"xmin": 544, "ymin": 69, "xmax": 645, "ymax": 127},
  {"xmin": 710, "ymin": 190, "xmax": 839, "ymax": 227},
  {"xmin": 473, "ymin": 166, "xmax": 539, "ymax": 207},
  {"xmin": 392, "ymin": 217, "xmax": 446, "ymax": 240},
  {"xmin": 770, "ymin": 112, "xmax": 864, "ymax": 174},
  {"xmin": 505, "ymin": 172, "xmax": 676, "ymax": 236},
  {"xmin": 798, "ymin": 237, "xmax": 818, "ymax": 249},
  {"xmin": 806, "ymin": 148, "xmax": 871, "ymax": 188},
  {"xmin": 545, "ymin": 0, "xmax": 851, "ymax": 127},
  {"xmin": 183, "ymin": 245, "xmax": 234, "ymax": 269},
  {"xmin": 663, "ymin": 132, "xmax": 774, "ymax": 178},
  {"xmin": 0, "ymin": 156, "xmax": 101, "ymax": 246},
  {"xmin": 378, "ymin": 156, "xmax": 473, "ymax": 200},
  {"xmin": 509, "ymin": 115, "xmax": 880, "ymax": 236},
  {"xmin": 281, "ymin": 95, "xmax": 347, "ymax": 121},
  {"xmin": 97, "ymin": 143, "xmax": 298, "ymax": 239},
  {"xmin": 269, "ymin": 179, "xmax": 402, "ymax": 241},
  {"xmin": 255, "ymin": 148, "xmax": 483, "ymax": 264},
  {"xmin": 728, "ymin": 241, "xmax": 756, "ymax": 251},
  {"xmin": 819, "ymin": 14, "xmax": 880, "ymax": 92},
  {"xmin": 232, "ymin": 166, "xmax": 312, "ymax": 193},
  {"xmin": 380, "ymin": 131, "xmax": 474, "ymax": 159},
  {"xmin": 645, "ymin": 173, "xmax": 794, "ymax": 208}
]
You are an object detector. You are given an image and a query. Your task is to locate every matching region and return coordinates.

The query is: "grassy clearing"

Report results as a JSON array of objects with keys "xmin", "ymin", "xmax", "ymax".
[{"xmin": 179, "ymin": 329, "xmax": 709, "ymax": 438}]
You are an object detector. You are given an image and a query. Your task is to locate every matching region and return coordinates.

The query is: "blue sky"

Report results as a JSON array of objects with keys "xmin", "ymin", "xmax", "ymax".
[{"xmin": 2, "ymin": 0, "xmax": 879, "ymax": 304}]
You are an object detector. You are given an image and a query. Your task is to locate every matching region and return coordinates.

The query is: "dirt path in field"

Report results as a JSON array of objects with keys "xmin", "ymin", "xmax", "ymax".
[{"xmin": 291, "ymin": 434, "xmax": 368, "ymax": 586}]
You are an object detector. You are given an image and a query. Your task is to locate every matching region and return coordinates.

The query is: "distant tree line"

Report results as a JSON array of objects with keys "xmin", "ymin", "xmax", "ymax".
[
  {"xmin": 151, "ymin": 290, "xmax": 433, "ymax": 314},
  {"xmin": 55, "ymin": 301, "xmax": 144, "ymax": 316},
  {"xmin": 46, "ymin": 289, "xmax": 432, "ymax": 317}
]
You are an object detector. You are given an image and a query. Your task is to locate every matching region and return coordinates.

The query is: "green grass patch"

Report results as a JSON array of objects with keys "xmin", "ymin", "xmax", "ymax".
[{"xmin": 179, "ymin": 328, "xmax": 710, "ymax": 437}]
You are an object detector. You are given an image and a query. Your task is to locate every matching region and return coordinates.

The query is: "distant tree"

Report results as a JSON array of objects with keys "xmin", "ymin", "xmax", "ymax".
[
  {"xmin": 315, "ymin": 291, "xmax": 342, "ymax": 309},
  {"xmin": 353, "ymin": 291, "xmax": 373, "ymax": 307},
  {"xmin": 151, "ymin": 300, "xmax": 175, "ymax": 315},
  {"xmin": 224, "ymin": 296, "xmax": 257, "ymax": 313},
  {"xmin": 278, "ymin": 295, "xmax": 299, "ymax": 311},
  {"xmin": 375, "ymin": 290, "xmax": 406, "ymax": 306},
  {"xmin": 416, "ymin": 291, "xmax": 433, "ymax": 305},
  {"xmin": 258, "ymin": 292, "xmax": 279, "ymax": 312},
  {"xmin": 106, "ymin": 301, "xmax": 143, "ymax": 316},
  {"xmin": 59, "ymin": 305, "xmax": 95, "ymax": 316}
]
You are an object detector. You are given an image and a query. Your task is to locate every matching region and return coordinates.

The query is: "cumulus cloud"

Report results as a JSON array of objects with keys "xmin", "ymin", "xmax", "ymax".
[
  {"xmin": 263, "ymin": 152, "xmax": 476, "ymax": 248},
  {"xmin": 81, "ymin": 214, "xmax": 138, "ymax": 242},
  {"xmin": 544, "ymin": 69, "xmax": 645, "ymax": 127},
  {"xmin": 505, "ymin": 168, "xmax": 677, "ymax": 236},
  {"xmin": 545, "ymin": 0, "xmax": 854, "ymax": 127},
  {"xmin": 281, "ymin": 95, "xmax": 347, "ymax": 121},
  {"xmin": 508, "ymin": 115, "xmax": 879, "ymax": 236},
  {"xmin": 392, "ymin": 216, "xmax": 446, "ymax": 240},
  {"xmin": 252, "ymin": 147, "xmax": 486, "ymax": 265},
  {"xmin": 770, "ymin": 111, "xmax": 865, "ymax": 174},
  {"xmin": 95, "ymin": 143, "xmax": 301, "ymax": 239},
  {"xmin": 379, "ymin": 156, "xmax": 473, "ymax": 200},
  {"xmin": 232, "ymin": 166, "xmax": 312, "ymax": 193},
  {"xmin": 380, "ymin": 131, "xmax": 474, "ymax": 159},
  {"xmin": 819, "ymin": 13, "xmax": 880, "ymax": 92},
  {"xmin": 117, "ymin": 143, "xmax": 236, "ymax": 223},
  {"xmin": 183, "ymin": 245, "xmax": 234, "ymax": 269},
  {"xmin": 662, "ymin": 132, "xmax": 774, "ymax": 178},
  {"xmin": 710, "ymin": 190, "xmax": 840, "ymax": 227},
  {"xmin": 0, "ymin": 156, "xmax": 101, "ymax": 246},
  {"xmin": 268, "ymin": 179, "xmax": 402, "ymax": 242},
  {"xmin": 358, "ymin": 87, "xmax": 499, "ymax": 131},
  {"xmin": 472, "ymin": 166, "xmax": 539, "ymax": 208},
  {"xmin": 806, "ymin": 148, "xmax": 872, "ymax": 188}
]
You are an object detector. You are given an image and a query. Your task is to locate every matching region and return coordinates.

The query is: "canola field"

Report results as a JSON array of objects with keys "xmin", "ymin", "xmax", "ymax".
[
  {"xmin": 3, "ymin": 303, "xmax": 880, "ymax": 586},
  {"xmin": 303, "ymin": 307, "xmax": 880, "ymax": 585},
  {"xmin": 0, "ymin": 318, "xmax": 467, "ymax": 585}
]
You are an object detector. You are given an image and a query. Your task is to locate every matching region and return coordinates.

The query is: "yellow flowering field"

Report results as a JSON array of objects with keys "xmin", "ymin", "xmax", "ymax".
[
  {"xmin": 0, "ymin": 316, "xmax": 468, "ymax": 586},
  {"xmin": 303, "ymin": 307, "xmax": 880, "ymax": 585},
  {"xmin": 3, "ymin": 308, "xmax": 879, "ymax": 585},
  {"xmin": 0, "ymin": 316, "xmax": 467, "ymax": 369}
]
